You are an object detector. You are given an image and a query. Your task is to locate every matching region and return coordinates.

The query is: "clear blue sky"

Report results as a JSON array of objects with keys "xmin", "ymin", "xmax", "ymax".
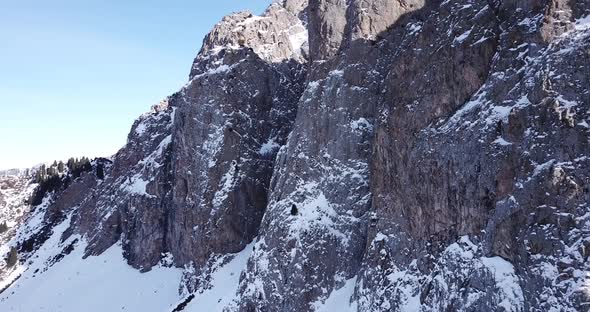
[{"xmin": 0, "ymin": 0, "xmax": 271, "ymax": 170}]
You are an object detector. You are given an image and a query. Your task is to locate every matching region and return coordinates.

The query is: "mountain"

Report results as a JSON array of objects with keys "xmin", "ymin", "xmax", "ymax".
[{"xmin": 1, "ymin": 0, "xmax": 589, "ymax": 311}]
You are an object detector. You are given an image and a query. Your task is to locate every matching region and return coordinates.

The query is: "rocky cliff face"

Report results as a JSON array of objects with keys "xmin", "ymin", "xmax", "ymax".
[
  {"xmin": 70, "ymin": 0, "xmax": 308, "ymax": 274},
  {"xmin": 1, "ymin": 0, "xmax": 590, "ymax": 311}
]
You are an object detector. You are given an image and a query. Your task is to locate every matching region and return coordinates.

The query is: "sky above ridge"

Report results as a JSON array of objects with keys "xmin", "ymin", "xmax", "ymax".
[{"xmin": 0, "ymin": 0, "xmax": 272, "ymax": 170}]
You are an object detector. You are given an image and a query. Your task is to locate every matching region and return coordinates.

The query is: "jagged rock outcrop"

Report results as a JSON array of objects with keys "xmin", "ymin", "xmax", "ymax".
[
  {"xmin": 308, "ymin": 0, "xmax": 348, "ymax": 60},
  {"xmin": 308, "ymin": 0, "xmax": 427, "ymax": 61},
  {"xmin": 1, "ymin": 0, "xmax": 589, "ymax": 311},
  {"xmin": 66, "ymin": 0, "xmax": 309, "ymax": 275},
  {"xmin": 362, "ymin": 0, "xmax": 590, "ymax": 310},
  {"xmin": 236, "ymin": 0, "xmax": 590, "ymax": 311},
  {"xmin": 347, "ymin": 0, "xmax": 426, "ymax": 41},
  {"xmin": 197, "ymin": 0, "xmax": 308, "ymax": 65}
]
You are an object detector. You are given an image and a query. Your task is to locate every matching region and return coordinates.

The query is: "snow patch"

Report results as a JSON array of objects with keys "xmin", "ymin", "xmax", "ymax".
[
  {"xmin": 259, "ymin": 137, "xmax": 280, "ymax": 155},
  {"xmin": 236, "ymin": 15, "xmax": 268, "ymax": 27},
  {"xmin": 313, "ymin": 277, "xmax": 358, "ymax": 312},
  {"xmin": 193, "ymin": 64, "xmax": 233, "ymax": 79},
  {"xmin": 206, "ymin": 64, "xmax": 231, "ymax": 76},
  {"xmin": 350, "ymin": 118, "xmax": 374, "ymax": 132},
  {"xmin": 575, "ymin": 14, "xmax": 590, "ymax": 31},
  {"xmin": 556, "ymin": 95, "xmax": 578, "ymax": 109},
  {"xmin": 0, "ymin": 243, "xmax": 182, "ymax": 312},
  {"xmin": 493, "ymin": 136, "xmax": 512, "ymax": 146},
  {"xmin": 453, "ymin": 27, "xmax": 473, "ymax": 45},
  {"xmin": 289, "ymin": 22, "xmax": 308, "ymax": 52},
  {"xmin": 184, "ymin": 243, "xmax": 254, "ymax": 311},
  {"xmin": 308, "ymin": 80, "xmax": 321, "ymax": 92},
  {"xmin": 1, "ymin": 210, "xmax": 183, "ymax": 312},
  {"xmin": 407, "ymin": 23, "xmax": 423, "ymax": 36},
  {"xmin": 329, "ymin": 69, "xmax": 344, "ymax": 77},
  {"xmin": 135, "ymin": 123, "xmax": 147, "ymax": 135},
  {"xmin": 138, "ymin": 134, "xmax": 172, "ymax": 168},
  {"xmin": 212, "ymin": 163, "xmax": 237, "ymax": 209},
  {"xmin": 120, "ymin": 174, "xmax": 153, "ymax": 197},
  {"xmin": 287, "ymin": 182, "xmax": 348, "ymax": 243},
  {"xmin": 480, "ymin": 257, "xmax": 524, "ymax": 311}
]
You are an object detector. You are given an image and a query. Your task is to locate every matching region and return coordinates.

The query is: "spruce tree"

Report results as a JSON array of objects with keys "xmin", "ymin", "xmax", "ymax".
[
  {"xmin": 96, "ymin": 164, "xmax": 105, "ymax": 180},
  {"xmin": 6, "ymin": 247, "xmax": 17, "ymax": 267},
  {"xmin": 67, "ymin": 158, "xmax": 75, "ymax": 170},
  {"xmin": 290, "ymin": 204, "xmax": 298, "ymax": 216},
  {"xmin": 0, "ymin": 221, "xmax": 8, "ymax": 233},
  {"xmin": 38, "ymin": 165, "xmax": 47, "ymax": 182}
]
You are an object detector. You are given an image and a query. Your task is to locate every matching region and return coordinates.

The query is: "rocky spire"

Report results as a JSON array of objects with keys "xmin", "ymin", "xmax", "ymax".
[{"xmin": 194, "ymin": 0, "xmax": 309, "ymax": 72}]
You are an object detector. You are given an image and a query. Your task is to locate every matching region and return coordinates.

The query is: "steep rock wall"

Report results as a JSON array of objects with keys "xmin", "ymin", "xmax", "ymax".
[{"xmin": 65, "ymin": 1, "xmax": 309, "ymax": 274}]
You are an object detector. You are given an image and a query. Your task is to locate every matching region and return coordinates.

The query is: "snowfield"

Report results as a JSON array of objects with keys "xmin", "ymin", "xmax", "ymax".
[
  {"xmin": 0, "ymin": 244, "xmax": 183, "ymax": 312},
  {"xmin": 0, "ymin": 216, "xmax": 349, "ymax": 312},
  {"xmin": 0, "ymin": 212, "xmax": 183, "ymax": 312},
  {"xmin": 0, "ymin": 205, "xmax": 264, "ymax": 312}
]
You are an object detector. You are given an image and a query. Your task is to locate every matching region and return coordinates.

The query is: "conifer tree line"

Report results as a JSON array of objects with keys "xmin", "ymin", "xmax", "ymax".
[
  {"xmin": 34, "ymin": 157, "xmax": 91, "ymax": 183},
  {"xmin": 30, "ymin": 157, "xmax": 92, "ymax": 206}
]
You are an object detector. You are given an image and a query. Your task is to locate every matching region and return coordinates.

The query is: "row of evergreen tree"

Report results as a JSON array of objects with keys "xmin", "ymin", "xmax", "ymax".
[
  {"xmin": 34, "ymin": 157, "xmax": 92, "ymax": 183},
  {"xmin": 2, "ymin": 158, "xmax": 93, "ymax": 268},
  {"xmin": 30, "ymin": 157, "xmax": 93, "ymax": 206}
]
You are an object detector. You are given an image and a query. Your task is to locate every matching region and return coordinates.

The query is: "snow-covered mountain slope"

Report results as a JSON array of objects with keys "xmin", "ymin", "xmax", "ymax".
[
  {"xmin": 1, "ymin": 0, "xmax": 590, "ymax": 311},
  {"xmin": 0, "ymin": 171, "xmax": 36, "ymax": 286},
  {"xmin": 0, "ymin": 172, "xmax": 35, "ymax": 231},
  {"xmin": 0, "ymin": 208, "xmax": 253, "ymax": 311},
  {"xmin": 0, "ymin": 213, "xmax": 180, "ymax": 312}
]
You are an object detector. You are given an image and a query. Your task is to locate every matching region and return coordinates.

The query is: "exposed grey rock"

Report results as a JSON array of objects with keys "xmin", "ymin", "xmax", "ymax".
[
  {"xmin": 308, "ymin": 0, "xmax": 348, "ymax": 61},
  {"xmin": 346, "ymin": 0, "xmax": 426, "ymax": 41},
  {"xmin": 197, "ymin": 1, "xmax": 308, "ymax": 66},
  {"xmin": 61, "ymin": 0, "xmax": 309, "ymax": 277}
]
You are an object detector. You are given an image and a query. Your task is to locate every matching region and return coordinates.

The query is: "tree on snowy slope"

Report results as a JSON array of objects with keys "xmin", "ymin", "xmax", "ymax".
[{"xmin": 6, "ymin": 247, "xmax": 18, "ymax": 267}]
